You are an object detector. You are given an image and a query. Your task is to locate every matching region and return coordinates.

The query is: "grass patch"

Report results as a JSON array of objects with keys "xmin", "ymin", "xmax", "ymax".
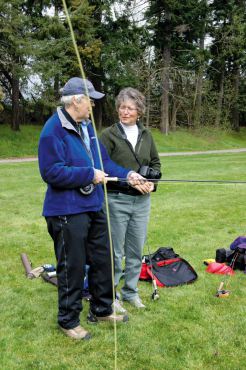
[
  {"xmin": 151, "ymin": 126, "xmax": 246, "ymax": 152},
  {"xmin": 0, "ymin": 153, "xmax": 245, "ymax": 369},
  {"xmin": 0, "ymin": 125, "xmax": 41, "ymax": 158},
  {"xmin": 0, "ymin": 124, "xmax": 246, "ymax": 158}
]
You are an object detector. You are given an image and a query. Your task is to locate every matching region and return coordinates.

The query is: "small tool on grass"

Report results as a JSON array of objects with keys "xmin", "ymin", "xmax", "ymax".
[{"xmin": 215, "ymin": 282, "xmax": 230, "ymax": 298}]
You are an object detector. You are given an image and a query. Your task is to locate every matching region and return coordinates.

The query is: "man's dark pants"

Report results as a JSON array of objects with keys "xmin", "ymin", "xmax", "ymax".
[{"xmin": 46, "ymin": 210, "xmax": 113, "ymax": 329}]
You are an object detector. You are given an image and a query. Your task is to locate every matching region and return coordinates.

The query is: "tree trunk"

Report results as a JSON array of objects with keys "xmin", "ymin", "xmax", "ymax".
[
  {"xmin": 193, "ymin": 36, "xmax": 205, "ymax": 128},
  {"xmin": 215, "ymin": 68, "xmax": 224, "ymax": 128},
  {"xmin": 94, "ymin": 101, "xmax": 102, "ymax": 131},
  {"xmin": 145, "ymin": 75, "xmax": 151, "ymax": 129},
  {"xmin": 54, "ymin": 74, "xmax": 60, "ymax": 102},
  {"xmin": 145, "ymin": 50, "xmax": 151, "ymax": 129},
  {"xmin": 170, "ymin": 98, "xmax": 179, "ymax": 131},
  {"xmin": 231, "ymin": 64, "xmax": 240, "ymax": 131},
  {"xmin": 90, "ymin": 75, "xmax": 103, "ymax": 130},
  {"xmin": 11, "ymin": 73, "xmax": 20, "ymax": 131},
  {"xmin": 145, "ymin": 92, "xmax": 150, "ymax": 129},
  {"xmin": 160, "ymin": 46, "xmax": 170, "ymax": 135}
]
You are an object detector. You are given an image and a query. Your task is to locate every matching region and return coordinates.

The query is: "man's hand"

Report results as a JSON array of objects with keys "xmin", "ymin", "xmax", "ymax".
[{"xmin": 93, "ymin": 169, "xmax": 108, "ymax": 184}]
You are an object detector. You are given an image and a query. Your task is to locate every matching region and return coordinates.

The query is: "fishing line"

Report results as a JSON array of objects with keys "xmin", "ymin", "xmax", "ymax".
[{"xmin": 61, "ymin": 2, "xmax": 118, "ymax": 368}]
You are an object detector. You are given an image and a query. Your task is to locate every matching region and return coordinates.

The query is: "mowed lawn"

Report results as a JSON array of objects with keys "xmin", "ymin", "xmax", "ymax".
[
  {"xmin": 0, "ymin": 124, "xmax": 246, "ymax": 158},
  {"xmin": 0, "ymin": 153, "xmax": 245, "ymax": 370}
]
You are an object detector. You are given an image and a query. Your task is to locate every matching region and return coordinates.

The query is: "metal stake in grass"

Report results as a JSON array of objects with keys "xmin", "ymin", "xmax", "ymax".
[
  {"xmin": 146, "ymin": 240, "xmax": 160, "ymax": 301},
  {"xmin": 151, "ymin": 279, "xmax": 160, "ymax": 300}
]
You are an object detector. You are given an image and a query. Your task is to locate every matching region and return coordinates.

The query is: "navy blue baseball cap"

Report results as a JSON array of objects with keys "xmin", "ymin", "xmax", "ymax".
[{"xmin": 61, "ymin": 77, "xmax": 105, "ymax": 99}]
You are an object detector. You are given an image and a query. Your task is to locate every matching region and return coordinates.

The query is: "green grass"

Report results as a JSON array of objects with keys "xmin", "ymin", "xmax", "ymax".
[
  {"xmin": 0, "ymin": 124, "xmax": 246, "ymax": 158},
  {"xmin": 151, "ymin": 126, "xmax": 246, "ymax": 152},
  {"xmin": 0, "ymin": 125, "xmax": 41, "ymax": 158},
  {"xmin": 0, "ymin": 153, "xmax": 245, "ymax": 369}
]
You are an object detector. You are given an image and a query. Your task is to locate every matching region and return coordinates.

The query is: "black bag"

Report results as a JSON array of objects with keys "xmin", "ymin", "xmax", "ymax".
[
  {"xmin": 140, "ymin": 247, "xmax": 198, "ymax": 287},
  {"xmin": 143, "ymin": 247, "xmax": 179, "ymax": 264},
  {"xmin": 216, "ymin": 247, "xmax": 246, "ymax": 271}
]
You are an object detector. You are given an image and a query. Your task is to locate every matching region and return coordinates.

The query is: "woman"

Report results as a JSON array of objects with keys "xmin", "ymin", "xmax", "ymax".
[{"xmin": 100, "ymin": 87, "xmax": 161, "ymax": 311}]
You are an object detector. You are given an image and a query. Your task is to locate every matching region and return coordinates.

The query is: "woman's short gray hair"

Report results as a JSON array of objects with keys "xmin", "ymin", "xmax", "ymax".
[
  {"xmin": 60, "ymin": 94, "xmax": 84, "ymax": 107},
  {"xmin": 115, "ymin": 87, "xmax": 146, "ymax": 116}
]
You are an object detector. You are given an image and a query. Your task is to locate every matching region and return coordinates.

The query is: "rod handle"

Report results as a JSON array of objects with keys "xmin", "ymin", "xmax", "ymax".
[
  {"xmin": 218, "ymin": 282, "xmax": 224, "ymax": 291},
  {"xmin": 106, "ymin": 177, "xmax": 119, "ymax": 182},
  {"xmin": 20, "ymin": 253, "xmax": 34, "ymax": 279},
  {"xmin": 153, "ymin": 279, "xmax": 157, "ymax": 290}
]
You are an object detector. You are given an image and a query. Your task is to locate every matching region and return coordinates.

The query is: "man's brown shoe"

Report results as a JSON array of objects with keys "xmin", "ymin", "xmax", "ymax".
[
  {"xmin": 98, "ymin": 313, "xmax": 129, "ymax": 322},
  {"xmin": 87, "ymin": 310, "xmax": 129, "ymax": 324},
  {"xmin": 59, "ymin": 325, "xmax": 91, "ymax": 340}
]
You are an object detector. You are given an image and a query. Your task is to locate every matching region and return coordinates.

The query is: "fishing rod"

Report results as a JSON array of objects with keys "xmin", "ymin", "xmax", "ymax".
[
  {"xmin": 106, "ymin": 177, "xmax": 246, "ymax": 185},
  {"xmin": 80, "ymin": 176, "xmax": 246, "ymax": 195}
]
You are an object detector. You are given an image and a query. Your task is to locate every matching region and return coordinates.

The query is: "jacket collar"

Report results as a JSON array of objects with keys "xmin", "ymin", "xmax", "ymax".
[
  {"xmin": 57, "ymin": 107, "xmax": 91, "ymax": 133},
  {"xmin": 57, "ymin": 107, "xmax": 77, "ymax": 133},
  {"xmin": 115, "ymin": 121, "xmax": 146, "ymax": 139}
]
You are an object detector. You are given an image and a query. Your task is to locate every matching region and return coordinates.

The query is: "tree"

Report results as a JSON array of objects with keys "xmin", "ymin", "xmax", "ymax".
[
  {"xmin": 0, "ymin": 0, "xmax": 108, "ymax": 127},
  {"xmin": 0, "ymin": 0, "xmax": 34, "ymax": 130},
  {"xmin": 192, "ymin": 0, "xmax": 209, "ymax": 128},
  {"xmin": 99, "ymin": 3, "xmax": 147, "ymax": 126},
  {"xmin": 208, "ymin": 0, "xmax": 246, "ymax": 131},
  {"xmin": 146, "ymin": 0, "xmax": 210, "ymax": 133},
  {"xmin": 0, "ymin": 86, "xmax": 4, "ymax": 112}
]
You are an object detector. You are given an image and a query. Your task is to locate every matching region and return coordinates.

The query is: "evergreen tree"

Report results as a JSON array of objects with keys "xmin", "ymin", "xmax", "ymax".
[
  {"xmin": 0, "ymin": 0, "xmax": 34, "ymax": 130},
  {"xmin": 209, "ymin": 0, "xmax": 246, "ymax": 130},
  {"xmin": 146, "ymin": 0, "xmax": 210, "ymax": 132},
  {"xmin": 87, "ymin": 1, "xmax": 147, "ymax": 126}
]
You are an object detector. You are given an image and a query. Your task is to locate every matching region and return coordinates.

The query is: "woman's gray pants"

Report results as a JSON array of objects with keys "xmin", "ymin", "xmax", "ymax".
[{"xmin": 107, "ymin": 193, "xmax": 150, "ymax": 301}]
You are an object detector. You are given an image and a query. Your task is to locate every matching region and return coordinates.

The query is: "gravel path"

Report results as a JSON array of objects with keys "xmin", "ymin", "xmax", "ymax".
[
  {"xmin": 0, "ymin": 157, "xmax": 38, "ymax": 164},
  {"xmin": 159, "ymin": 148, "xmax": 246, "ymax": 156},
  {"xmin": 0, "ymin": 148, "xmax": 246, "ymax": 164}
]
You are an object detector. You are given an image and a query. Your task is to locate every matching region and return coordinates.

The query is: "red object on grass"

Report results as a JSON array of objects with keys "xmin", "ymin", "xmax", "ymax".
[{"xmin": 206, "ymin": 262, "xmax": 235, "ymax": 275}]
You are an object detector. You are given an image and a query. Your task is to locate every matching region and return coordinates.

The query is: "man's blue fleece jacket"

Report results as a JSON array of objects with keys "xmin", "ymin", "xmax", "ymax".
[{"xmin": 38, "ymin": 108, "xmax": 130, "ymax": 216}]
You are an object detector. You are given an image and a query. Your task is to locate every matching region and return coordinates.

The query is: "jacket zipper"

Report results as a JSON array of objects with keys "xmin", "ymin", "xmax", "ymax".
[
  {"xmin": 77, "ymin": 126, "xmax": 95, "ymax": 167},
  {"xmin": 136, "ymin": 131, "xmax": 143, "ymax": 155}
]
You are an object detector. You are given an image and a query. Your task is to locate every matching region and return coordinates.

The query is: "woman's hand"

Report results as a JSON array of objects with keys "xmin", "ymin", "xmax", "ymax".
[
  {"xmin": 127, "ymin": 171, "xmax": 145, "ymax": 185},
  {"xmin": 127, "ymin": 172, "xmax": 154, "ymax": 194},
  {"xmin": 134, "ymin": 181, "xmax": 154, "ymax": 194}
]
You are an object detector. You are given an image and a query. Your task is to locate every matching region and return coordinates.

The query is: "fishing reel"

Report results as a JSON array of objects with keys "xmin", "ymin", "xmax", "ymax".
[
  {"xmin": 42, "ymin": 264, "xmax": 56, "ymax": 272},
  {"xmin": 138, "ymin": 165, "xmax": 162, "ymax": 180},
  {"xmin": 79, "ymin": 184, "xmax": 95, "ymax": 195}
]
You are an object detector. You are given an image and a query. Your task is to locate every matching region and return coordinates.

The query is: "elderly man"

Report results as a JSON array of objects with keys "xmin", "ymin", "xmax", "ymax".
[{"xmin": 38, "ymin": 77, "xmax": 142, "ymax": 340}]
